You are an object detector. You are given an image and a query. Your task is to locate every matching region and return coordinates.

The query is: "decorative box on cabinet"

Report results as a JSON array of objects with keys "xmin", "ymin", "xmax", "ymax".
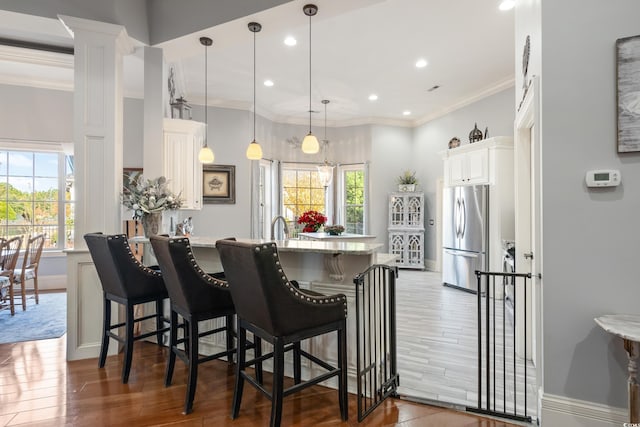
[
  {"xmin": 162, "ymin": 118, "xmax": 205, "ymax": 210},
  {"xmin": 388, "ymin": 192, "xmax": 425, "ymax": 269}
]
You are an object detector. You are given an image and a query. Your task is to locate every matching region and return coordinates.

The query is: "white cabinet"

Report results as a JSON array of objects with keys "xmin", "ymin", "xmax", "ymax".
[
  {"xmin": 443, "ymin": 136, "xmax": 512, "ymax": 187},
  {"xmin": 448, "ymin": 147, "xmax": 489, "ymax": 185},
  {"xmin": 162, "ymin": 118, "xmax": 205, "ymax": 210},
  {"xmin": 388, "ymin": 192, "xmax": 424, "ymax": 269}
]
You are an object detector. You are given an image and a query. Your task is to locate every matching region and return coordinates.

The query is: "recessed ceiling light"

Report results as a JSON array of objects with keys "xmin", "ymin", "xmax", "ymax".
[
  {"xmin": 264, "ymin": 79, "xmax": 274, "ymax": 87},
  {"xmin": 403, "ymin": 111, "xmax": 411, "ymax": 116},
  {"xmin": 499, "ymin": 0, "xmax": 515, "ymax": 11},
  {"xmin": 368, "ymin": 94, "xmax": 378, "ymax": 101},
  {"xmin": 284, "ymin": 36, "xmax": 297, "ymax": 46},
  {"xmin": 415, "ymin": 59, "xmax": 428, "ymax": 68}
]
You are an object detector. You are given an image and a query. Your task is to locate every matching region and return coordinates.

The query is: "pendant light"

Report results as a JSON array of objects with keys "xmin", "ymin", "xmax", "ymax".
[
  {"xmin": 317, "ymin": 99, "xmax": 334, "ymax": 187},
  {"xmin": 198, "ymin": 36, "xmax": 215, "ymax": 164},
  {"xmin": 301, "ymin": 4, "xmax": 319, "ymax": 154},
  {"xmin": 246, "ymin": 22, "xmax": 263, "ymax": 160}
]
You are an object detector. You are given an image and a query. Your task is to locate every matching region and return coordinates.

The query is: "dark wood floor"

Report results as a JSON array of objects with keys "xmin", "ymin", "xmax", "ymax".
[{"xmin": 0, "ymin": 336, "xmax": 521, "ymax": 426}]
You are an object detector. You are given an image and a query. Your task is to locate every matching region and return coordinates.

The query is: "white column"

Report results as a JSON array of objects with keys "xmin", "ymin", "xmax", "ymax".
[
  {"xmin": 59, "ymin": 15, "xmax": 133, "ymax": 360},
  {"xmin": 143, "ymin": 46, "xmax": 165, "ymax": 179}
]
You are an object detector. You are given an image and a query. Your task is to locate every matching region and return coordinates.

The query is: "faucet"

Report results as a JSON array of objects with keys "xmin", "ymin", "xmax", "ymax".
[{"xmin": 270, "ymin": 215, "xmax": 289, "ymax": 241}]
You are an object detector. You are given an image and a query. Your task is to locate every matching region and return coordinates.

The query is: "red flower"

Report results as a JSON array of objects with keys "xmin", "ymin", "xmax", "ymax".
[{"xmin": 297, "ymin": 210, "xmax": 327, "ymax": 232}]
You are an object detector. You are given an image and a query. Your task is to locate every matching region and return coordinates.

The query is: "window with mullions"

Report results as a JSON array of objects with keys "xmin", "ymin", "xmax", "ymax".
[
  {"xmin": 281, "ymin": 166, "xmax": 326, "ymax": 230},
  {"xmin": 0, "ymin": 150, "xmax": 74, "ymax": 250},
  {"xmin": 343, "ymin": 168, "xmax": 365, "ymax": 234}
]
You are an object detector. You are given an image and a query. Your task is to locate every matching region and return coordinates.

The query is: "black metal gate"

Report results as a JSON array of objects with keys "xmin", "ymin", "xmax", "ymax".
[
  {"xmin": 470, "ymin": 271, "xmax": 533, "ymax": 423},
  {"xmin": 353, "ymin": 264, "xmax": 400, "ymax": 422}
]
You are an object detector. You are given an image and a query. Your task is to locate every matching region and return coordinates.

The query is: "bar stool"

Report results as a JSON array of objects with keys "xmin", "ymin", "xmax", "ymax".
[
  {"xmin": 84, "ymin": 233, "xmax": 169, "ymax": 384},
  {"xmin": 216, "ymin": 239, "xmax": 348, "ymax": 427},
  {"xmin": 150, "ymin": 235, "xmax": 236, "ymax": 414}
]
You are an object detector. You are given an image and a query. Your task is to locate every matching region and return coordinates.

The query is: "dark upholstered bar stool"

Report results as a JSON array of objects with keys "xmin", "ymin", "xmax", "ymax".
[
  {"xmin": 216, "ymin": 240, "xmax": 348, "ymax": 427},
  {"xmin": 150, "ymin": 235, "xmax": 236, "ymax": 415},
  {"xmin": 84, "ymin": 233, "xmax": 169, "ymax": 384}
]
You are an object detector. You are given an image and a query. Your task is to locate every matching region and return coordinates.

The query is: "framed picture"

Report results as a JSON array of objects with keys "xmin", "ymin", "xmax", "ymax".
[
  {"xmin": 616, "ymin": 34, "xmax": 640, "ymax": 153},
  {"xmin": 203, "ymin": 164, "xmax": 235, "ymax": 204}
]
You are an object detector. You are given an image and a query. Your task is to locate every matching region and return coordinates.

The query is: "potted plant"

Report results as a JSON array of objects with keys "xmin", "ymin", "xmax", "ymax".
[
  {"xmin": 324, "ymin": 225, "xmax": 345, "ymax": 236},
  {"xmin": 297, "ymin": 210, "xmax": 327, "ymax": 232},
  {"xmin": 122, "ymin": 175, "xmax": 184, "ymax": 237},
  {"xmin": 397, "ymin": 170, "xmax": 418, "ymax": 192}
]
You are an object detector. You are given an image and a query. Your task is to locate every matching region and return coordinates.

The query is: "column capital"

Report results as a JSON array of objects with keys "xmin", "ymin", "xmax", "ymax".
[{"xmin": 58, "ymin": 15, "xmax": 134, "ymax": 55}]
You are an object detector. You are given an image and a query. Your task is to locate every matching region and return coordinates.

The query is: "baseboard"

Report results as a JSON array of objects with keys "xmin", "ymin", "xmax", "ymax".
[
  {"xmin": 424, "ymin": 259, "xmax": 438, "ymax": 272},
  {"xmin": 540, "ymin": 392, "xmax": 627, "ymax": 426},
  {"xmin": 36, "ymin": 274, "xmax": 67, "ymax": 291}
]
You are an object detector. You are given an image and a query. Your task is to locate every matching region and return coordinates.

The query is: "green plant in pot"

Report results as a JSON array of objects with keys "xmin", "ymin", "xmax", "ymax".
[
  {"xmin": 324, "ymin": 225, "xmax": 345, "ymax": 236},
  {"xmin": 397, "ymin": 170, "xmax": 418, "ymax": 192}
]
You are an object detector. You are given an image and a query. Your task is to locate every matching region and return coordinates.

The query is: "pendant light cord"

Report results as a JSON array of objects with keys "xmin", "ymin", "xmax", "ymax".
[
  {"xmin": 204, "ymin": 42, "xmax": 208, "ymax": 147},
  {"xmin": 308, "ymin": 11, "xmax": 312, "ymax": 133},
  {"xmin": 253, "ymin": 29, "xmax": 256, "ymax": 142}
]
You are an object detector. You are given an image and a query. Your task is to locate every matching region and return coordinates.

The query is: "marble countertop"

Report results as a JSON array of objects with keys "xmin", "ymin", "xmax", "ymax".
[
  {"xmin": 595, "ymin": 314, "xmax": 640, "ymax": 342},
  {"xmin": 132, "ymin": 236, "xmax": 383, "ymax": 255},
  {"xmin": 298, "ymin": 232, "xmax": 376, "ymax": 240}
]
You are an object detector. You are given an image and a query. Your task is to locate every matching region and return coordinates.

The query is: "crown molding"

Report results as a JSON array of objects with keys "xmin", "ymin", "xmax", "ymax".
[
  {"xmin": 0, "ymin": 44, "xmax": 73, "ymax": 69},
  {"xmin": 0, "ymin": 75, "xmax": 73, "ymax": 92},
  {"xmin": 413, "ymin": 77, "xmax": 515, "ymax": 127}
]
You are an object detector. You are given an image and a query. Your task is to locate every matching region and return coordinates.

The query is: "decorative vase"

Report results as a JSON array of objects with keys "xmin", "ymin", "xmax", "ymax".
[
  {"xmin": 398, "ymin": 184, "xmax": 416, "ymax": 192},
  {"xmin": 328, "ymin": 230, "xmax": 342, "ymax": 236},
  {"xmin": 141, "ymin": 212, "xmax": 162, "ymax": 237}
]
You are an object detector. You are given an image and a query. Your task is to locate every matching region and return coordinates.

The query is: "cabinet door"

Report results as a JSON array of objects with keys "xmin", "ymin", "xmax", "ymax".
[
  {"xmin": 163, "ymin": 119, "xmax": 204, "ymax": 210},
  {"xmin": 389, "ymin": 232, "xmax": 406, "ymax": 266},
  {"xmin": 465, "ymin": 148, "xmax": 489, "ymax": 184},
  {"xmin": 448, "ymin": 154, "xmax": 466, "ymax": 186}
]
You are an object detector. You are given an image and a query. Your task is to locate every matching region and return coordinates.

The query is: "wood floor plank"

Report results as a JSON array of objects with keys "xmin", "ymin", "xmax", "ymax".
[{"xmin": 0, "ymin": 335, "xmax": 524, "ymax": 426}]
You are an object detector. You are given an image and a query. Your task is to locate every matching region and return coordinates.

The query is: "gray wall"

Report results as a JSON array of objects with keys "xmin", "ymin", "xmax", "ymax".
[
  {"xmin": 537, "ymin": 0, "xmax": 640, "ymax": 408},
  {"xmin": 0, "ymin": 0, "xmax": 150, "ymax": 44},
  {"xmin": 412, "ymin": 87, "xmax": 515, "ymax": 262}
]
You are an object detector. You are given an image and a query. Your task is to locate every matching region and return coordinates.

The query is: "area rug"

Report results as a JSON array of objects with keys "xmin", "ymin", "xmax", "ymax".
[{"xmin": 0, "ymin": 292, "xmax": 67, "ymax": 344}]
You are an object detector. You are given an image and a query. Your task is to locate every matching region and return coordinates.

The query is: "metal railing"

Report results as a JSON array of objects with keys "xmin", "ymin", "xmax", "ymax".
[
  {"xmin": 354, "ymin": 264, "xmax": 400, "ymax": 422},
  {"xmin": 471, "ymin": 270, "xmax": 533, "ymax": 423}
]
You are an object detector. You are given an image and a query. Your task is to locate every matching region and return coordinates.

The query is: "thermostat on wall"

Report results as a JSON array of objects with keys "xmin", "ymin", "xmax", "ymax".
[{"xmin": 585, "ymin": 169, "xmax": 621, "ymax": 187}]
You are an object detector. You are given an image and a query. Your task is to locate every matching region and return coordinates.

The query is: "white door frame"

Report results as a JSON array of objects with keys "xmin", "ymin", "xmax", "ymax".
[{"xmin": 514, "ymin": 75, "xmax": 543, "ymax": 409}]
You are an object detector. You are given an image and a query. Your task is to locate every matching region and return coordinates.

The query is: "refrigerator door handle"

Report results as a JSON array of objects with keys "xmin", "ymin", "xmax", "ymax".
[
  {"xmin": 454, "ymin": 198, "xmax": 461, "ymax": 238},
  {"xmin": 444, "ymin": 248, "xmax": 479, "ymax": 258},
  {"xmin": 460, "ymin": 198, "xmax": 467, "ymax": 239}
]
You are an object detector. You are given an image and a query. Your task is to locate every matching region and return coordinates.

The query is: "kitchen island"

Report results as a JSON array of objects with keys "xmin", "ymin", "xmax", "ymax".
[{"xmin": 134, "ymin": 236, "xmax": 396, "ymax": 392}]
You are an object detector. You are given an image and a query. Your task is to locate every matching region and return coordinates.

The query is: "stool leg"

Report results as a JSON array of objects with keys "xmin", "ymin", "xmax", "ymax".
[
  {"xmin": 184, "ymin": 318, "xmax": 199, "ymax": 414},
  {"xmin": 20, "ymin": 277, "xmax": 26, "ymax": 311},
  {"xmin": 99, "ymin": 295, "xmax": 111, "ymax": 368},
  {"xmin": 254, "ymin": 336, "xmax": 263, "ymax": 385},
  {"xmin": 155, "ymin": 299, "xmax": 164, "ymax": 345},
  {"xmin": 231, "ymin": 324, "xmax": 247, "ymax": 419},
  {"xmin": 270, "ymin": 337, "xmax": 285, "ymax": 427},
  {"xmin": 293, "ymin": 341, "xmax": 302, "ymax": 384},
  {"xmin": 122, "ymin": 303, "xmax": 135, "ymax": 384},
  {"xmin": 225, "ymin": 314, "xmax": 234, "ymax": 364},
  {"xmin": 165, "ymin": 309, "xmax": 178, "ymax": 387},
  {"xmin": 338, "ymin": 324, "xmax": 348, "ymax": 421}
]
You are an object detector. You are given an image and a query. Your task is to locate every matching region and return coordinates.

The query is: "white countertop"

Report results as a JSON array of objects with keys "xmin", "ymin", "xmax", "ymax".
[
  {"xmin": 298, "ymin": 232, "xmax": 376, "ymax": 240},
  {"xmin": 132, "ymin": 236, "xmax": 384, "ymax": 255},
  {"xmin": 595, "ymin": 314, "xmax": 640, "ymax": 342}
]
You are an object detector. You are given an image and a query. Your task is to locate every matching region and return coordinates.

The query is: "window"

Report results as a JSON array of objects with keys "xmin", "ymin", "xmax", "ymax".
[
  {"xmin": 0, "ymin": 150, "xmax": 74, "ymax": 250},
  {"xmin": 281, "ymin": 163, "xmax": 331, "ymax": 233},
  {"xmin": 338, "ymin": 164, "xmax": 368, "ymax": 234}
]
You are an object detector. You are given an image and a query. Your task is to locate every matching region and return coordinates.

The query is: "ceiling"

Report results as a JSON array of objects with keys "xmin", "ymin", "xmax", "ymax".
[{"xmin": 0, "ymin": 0, "xmax": 515, "ymax": 127}]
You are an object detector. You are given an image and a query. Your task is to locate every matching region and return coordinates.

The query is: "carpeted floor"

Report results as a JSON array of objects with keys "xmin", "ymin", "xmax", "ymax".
[{"xmin": 0, "ymin": 292, "xmax": 67, "ymax": 344}]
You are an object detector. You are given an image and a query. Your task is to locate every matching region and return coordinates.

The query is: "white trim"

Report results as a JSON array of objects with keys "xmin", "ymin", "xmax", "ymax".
[
  {"xmin": 424, "ymin": 259, "xmax": 437, "ymax": 271},
  {"xmin": 540, "ymin": 393, "xmax": 627, "ymax": 427},
  {"xmin": 0, "ymin": 44, "xmax": 73, "ymax": 68}
]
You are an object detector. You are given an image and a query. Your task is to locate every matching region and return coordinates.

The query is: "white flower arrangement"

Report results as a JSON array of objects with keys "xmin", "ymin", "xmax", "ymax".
[{"xmin": 122, "ymin": 174, "xmax": 183, "ymax": 220}]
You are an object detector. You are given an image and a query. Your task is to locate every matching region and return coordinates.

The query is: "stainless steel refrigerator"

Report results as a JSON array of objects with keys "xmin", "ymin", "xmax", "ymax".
[{"xmin": 442, "ymin": 185, "xmax": 489, "ymax": 293}]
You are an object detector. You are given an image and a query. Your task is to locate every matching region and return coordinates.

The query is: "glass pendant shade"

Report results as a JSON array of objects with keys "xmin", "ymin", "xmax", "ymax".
[
  {"xmin": 198, "ymin": 145, "xmax": 214, "ymax": 163},
  {"xmin": 246, "ymin": 140, "xmax": 263, "ymax": 160},
  {"xmin": 317, "ymin": 162, "xmax": 334, "ymax": 187},
  {"xmin": 301, "ymin": 132, "xmax": 319, "ymax": 154}
]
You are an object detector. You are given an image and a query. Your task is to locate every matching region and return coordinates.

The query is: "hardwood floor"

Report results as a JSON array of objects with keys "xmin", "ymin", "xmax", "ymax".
[{"xmin": 0, "ymin": 336, "xmax": 523, "ymax": 426}]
